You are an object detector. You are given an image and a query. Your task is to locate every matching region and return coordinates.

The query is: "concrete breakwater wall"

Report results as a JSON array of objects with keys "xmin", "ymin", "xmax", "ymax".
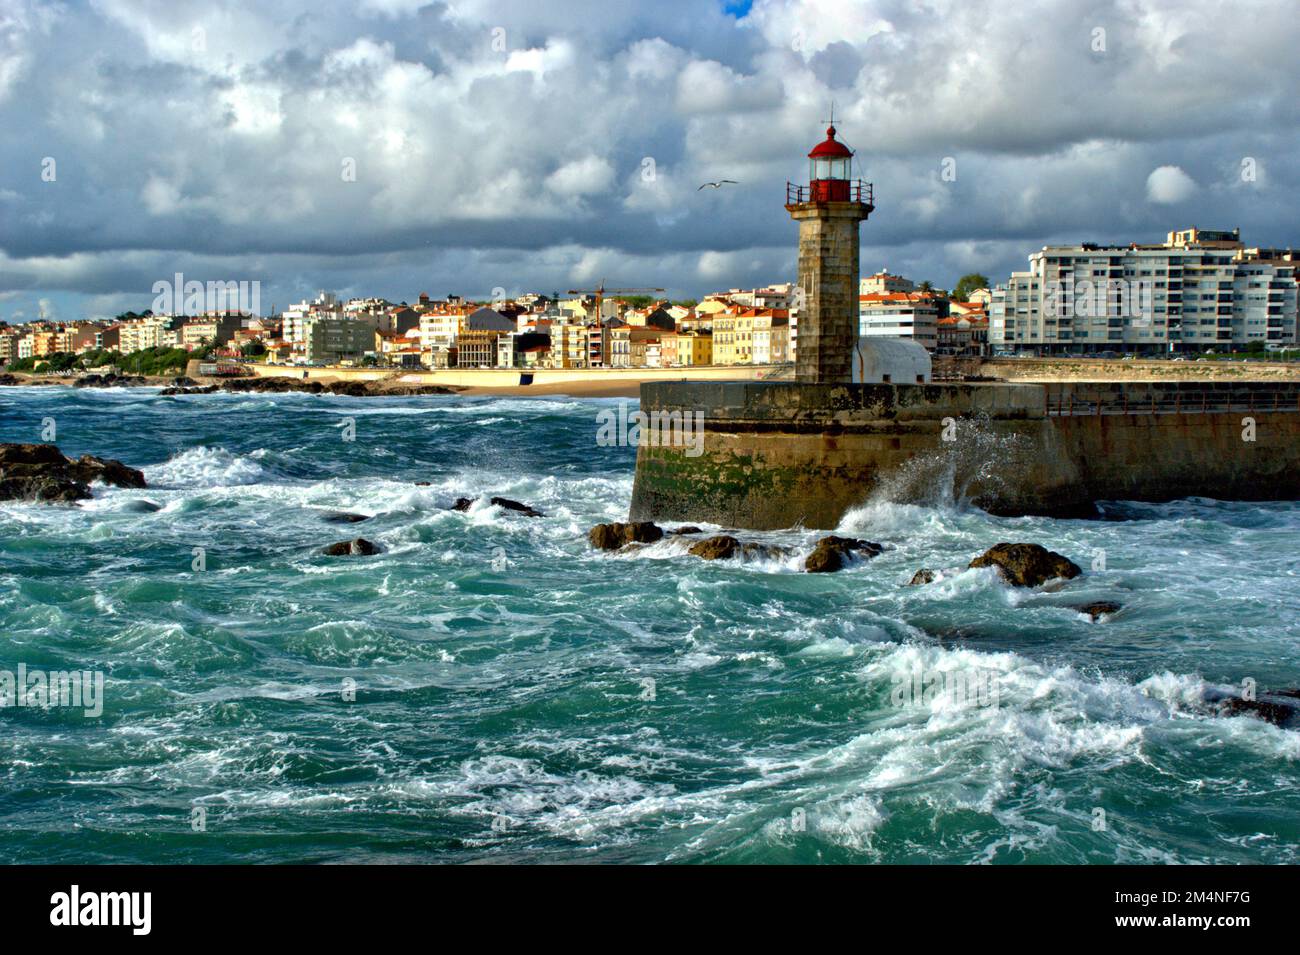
[
  {"xmin": 629, "ymin": 380, "xmax": 1300, "ymax": 528},
  {"xmin": 243, "ymin": 362, "xmax": 778, "ymax": 388}
]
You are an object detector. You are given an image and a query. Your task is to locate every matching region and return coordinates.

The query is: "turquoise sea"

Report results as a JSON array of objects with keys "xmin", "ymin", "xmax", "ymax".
[{"xmin": 1, "ymin": 384, "xmax": 1298, "ymax": 863}]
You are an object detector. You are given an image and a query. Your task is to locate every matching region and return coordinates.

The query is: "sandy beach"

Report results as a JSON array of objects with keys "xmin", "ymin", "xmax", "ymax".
[{"xmin": 456, "ymin": 379, "xmax": 648, "ymax": 398}]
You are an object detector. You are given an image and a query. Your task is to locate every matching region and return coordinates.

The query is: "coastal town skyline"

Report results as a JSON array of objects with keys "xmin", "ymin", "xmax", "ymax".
[{"xmin": 4, "ymin": 1, "xmax": 1299, "ymax": 326}]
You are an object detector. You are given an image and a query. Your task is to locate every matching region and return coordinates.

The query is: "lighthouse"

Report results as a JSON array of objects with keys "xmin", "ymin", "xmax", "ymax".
[{"xmin": 786, "ymin": 122, "xmax": 874, "ymax": 383}]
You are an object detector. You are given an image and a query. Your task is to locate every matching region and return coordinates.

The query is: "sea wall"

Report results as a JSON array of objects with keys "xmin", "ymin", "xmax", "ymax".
[
  {"xmin": 935, "ymin": 355, "xmax": 1300, "ymax": 382},
  {"xmin": 629, "ymin": 380, "xmax": 1300, "ymax": 528},
  {"xmin": 245, "ymin": 362, "xmax": 779, "ymax": 387}
]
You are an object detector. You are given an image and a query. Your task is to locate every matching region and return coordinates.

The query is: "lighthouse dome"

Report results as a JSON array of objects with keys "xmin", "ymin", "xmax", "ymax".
[{"xmin": 808, "ymin": 125, "xmax": 853, "ymax": 159}]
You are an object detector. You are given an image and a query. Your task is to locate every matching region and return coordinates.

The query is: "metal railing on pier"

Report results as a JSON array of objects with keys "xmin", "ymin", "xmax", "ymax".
[{"xmin": 1043, "ymin": 383, "xmax": 1300, "ymax": 416}]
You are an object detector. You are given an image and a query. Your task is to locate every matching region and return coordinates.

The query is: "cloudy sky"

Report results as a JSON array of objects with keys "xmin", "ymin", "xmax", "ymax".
[{"xmin": 3, "ymin": 0, "xmax": 1299, "ymax": 322}]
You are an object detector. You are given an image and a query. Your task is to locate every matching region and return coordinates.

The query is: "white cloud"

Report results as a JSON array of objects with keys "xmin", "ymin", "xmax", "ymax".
[
  {"xmin": 3, "ymin": 0, "xmax": 1298, "ymax": 317},
  {"xmin": 1146, "ymin": 165, "xmax": 1197, "ymax": 204},
  {"xmin": 546, "ymin": 156, "xmax": 615, "ymax": 197}
]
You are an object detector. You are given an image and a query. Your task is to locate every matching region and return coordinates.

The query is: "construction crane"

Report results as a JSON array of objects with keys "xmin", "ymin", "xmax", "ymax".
[
  {"xmin": 563, "ymin": 284, "xmax": 668, "ymax": 369},
  {"xmin": 566, "ymin": 283, "xmax": 666, "ymax": 324}
]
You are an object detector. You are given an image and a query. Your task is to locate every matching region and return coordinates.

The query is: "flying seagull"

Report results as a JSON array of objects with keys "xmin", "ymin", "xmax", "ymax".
[{"xmin": 698, "ymin": 180, "xmax": 738, "ymax": 190}]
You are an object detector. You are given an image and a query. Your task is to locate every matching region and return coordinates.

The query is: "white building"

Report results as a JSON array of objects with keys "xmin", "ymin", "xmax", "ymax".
[
  {"xmin": 859, "ymin": 293, "xmax": 940, "ymax": 351},
  {"xmin": 989, "ymin": 228, "xmax": 1298, "ymax": 354},
  {"xmin": 283, "ymin": 292, "xmax": 342, "ymax": 347}
]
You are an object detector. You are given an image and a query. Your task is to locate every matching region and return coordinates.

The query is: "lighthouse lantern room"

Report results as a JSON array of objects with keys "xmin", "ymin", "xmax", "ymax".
[{"xmin": 807, "ymin": 124, "xmax": 854, "ymax": 202}]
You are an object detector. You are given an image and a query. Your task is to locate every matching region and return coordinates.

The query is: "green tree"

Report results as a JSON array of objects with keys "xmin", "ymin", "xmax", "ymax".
[{"xmin": 952, "ymin": 273, "xmax": 990, "ymax": 301}]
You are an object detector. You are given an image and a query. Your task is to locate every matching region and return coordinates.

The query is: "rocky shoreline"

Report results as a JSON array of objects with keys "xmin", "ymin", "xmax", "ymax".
[
  {"xmin": 1, "ymin": 371, "xmax": 461, "ymax": 397},
  {"xmin": 0, "ymin": 443, "xmax": 146, "ymax": 503}
]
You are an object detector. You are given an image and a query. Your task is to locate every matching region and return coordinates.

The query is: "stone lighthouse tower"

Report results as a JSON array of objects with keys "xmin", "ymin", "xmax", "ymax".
[{"xmin": 786, "ymin": 123, "xmax": 874, "ymax": 382}]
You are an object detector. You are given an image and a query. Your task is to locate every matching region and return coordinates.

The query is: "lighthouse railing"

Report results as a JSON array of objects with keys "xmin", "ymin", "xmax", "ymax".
[{"xmin": 785, "ymin": 180, "xmax": 874, "ymax": 205}]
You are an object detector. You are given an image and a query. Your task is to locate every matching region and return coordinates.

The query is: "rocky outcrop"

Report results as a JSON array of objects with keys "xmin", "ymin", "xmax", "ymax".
[
  {"xmin": 908, "ymin": 568, "xmax": 937, "ymax": 586},
  {"xmin": 589, "ymin": 522, "xmax": 664, "ymax": 550},
  {"xmin": 219, "ymin": 377, "xmax": 456, "ymax": 397},
  {"xmin": 1212, "ymin": 689, "xmax": 1300, "ymax": 728},
  {"xmin": 669, "ymin": 526, "xmax": 703, "ymax": 536},
  {"xmin": 0, "ymin": 373, "xmax": 19, "ymax": 386},
  {"xmin": 1073, "ymin": 601, "xmax": 1121, "ymax": 621},
  {"xmin": 323, "ymin": 512, "xmax": 370, "ymax": 524},
  {"xmin": 452, "ymin": 496, "xmax": 543, "ymax": 517},
  {"xmin": 805, "ymin": 535, "xmax": 884, "ymax": 573},
  {"xmin": 159, "ymin": 385, "xmax": 218, "ymax": 395},
  {"xmin": 221, "ymin": 377, "xmax": 325, "ymax": 394},
  {"xmin": 688, "ymin": 535, "xmax": 741, "ymax": 560},
  {"xmin": 74, "ymin": 373, "xmax": 147, "ymax": 388},
  {"xmin": 383, "ymin": 384, "xmax": 457, "ymax": 396},
  {"xmin": 969, "ymin": 543, "xmax": 1081, "ymax": 588},
  {"xmin": 688, "ymin": 535, "xmax": 791, "ymax": 562},
  {"xmin": 321, "ymin": 538, "xmax": 382, "ymax": 556},
  {"xmin": 0, "ymin": 443, "xmax": 146, "ymax": 503}
]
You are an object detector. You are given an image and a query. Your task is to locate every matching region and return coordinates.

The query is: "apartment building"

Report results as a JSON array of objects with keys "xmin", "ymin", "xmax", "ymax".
[
  {"xmin": 859, "ymin": 293, "xmax": 940, "ymax": 351},
  {"xmin": 303, "ymin": 315, "xmax": 379, "ymax": 363},
  {"xmin": 674, "ymin": 330, "xmax": 712, "ymax": 366},
  {"xmin": 118, "ymin": 317, "xmax": 169, "ymax": 353},
  {"xmin": 989, "ymin": 228, "xmax": 1299, "ymax": 354},
  {"xmin": 752, "ymin": 311, "xmax": 790, "ymax": 364},
  {"xmin": 712, "ymin": 307, "xmax": 753, "ymax": 365}
]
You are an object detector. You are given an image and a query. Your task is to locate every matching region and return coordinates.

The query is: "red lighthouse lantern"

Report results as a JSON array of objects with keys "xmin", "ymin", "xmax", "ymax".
[{"xmin": 807, "ymin": 124, "xmax": 854, "ymax": 202}]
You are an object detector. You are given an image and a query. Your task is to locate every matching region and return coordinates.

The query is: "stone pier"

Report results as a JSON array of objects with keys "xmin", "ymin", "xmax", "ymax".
[{"xmin": 629, "ymin": 380, "xmax": 1300, "ymax": 528}]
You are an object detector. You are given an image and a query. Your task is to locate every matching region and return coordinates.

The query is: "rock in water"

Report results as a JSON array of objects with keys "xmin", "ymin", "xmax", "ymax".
[
  {"xmin": 669, "ymin": 526, "xmax": 703, "ymax": 536},
  {"xmin": 323, "ymin": 512, "xmax": 370, "ymax": 524},
  {"xmin": 221, "ymin": 377, "xmax": 324, "ymax": 394},
  {"xmin": 1074, "ymin": 601, "xmax": 1121, "ymax": 621},
  {"xmin": 0, "ymin": 443, "xmax": 146, "ymax": 503},
  {"xmin": 969, "ymin": 542, "xmax": 1081, "ymax": 588},
  {"xmin": 73, "ymin": 373, "xmax": 146, "ymax": 388},
  {"xmin": 1216, "ymin": 694, "xmax": 1300, "ymax": 728},
  {"xmin": 452, "ymin": 496, "xmax": 542, "ymax": 516},
  {"xmin": 589, "ymin": 522, "xmax": 664, "ymax": 550},
  {"xmin": 159, "ymin": 384, "xmax": 218, "ymax": 395},
  {"xmin": 69, "ymin": 453, "xmax": 147, "ymax": 490},
  {"xmin": 908, "ymin": 568, "xmax": 936, "ymax": 586},
  {"xmin": 805, "ymin": 536, "xmax": 884, "ymax": 573},
  {"xmin": 489, "ymin": 497, "xmax": 543, "ymax": 517},
  {"xmin": 321, "ymin": 538, "xmax": 382, "ymax": 556},
  {"xmin": 689, "ymin": 535, "xmax": 740, "ymax": 560}
]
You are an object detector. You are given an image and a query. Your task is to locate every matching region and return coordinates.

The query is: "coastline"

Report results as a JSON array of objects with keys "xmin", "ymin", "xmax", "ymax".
[{"xmin": 6, "ymin": 357, "xmax": 1300, "ymax": 399}]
